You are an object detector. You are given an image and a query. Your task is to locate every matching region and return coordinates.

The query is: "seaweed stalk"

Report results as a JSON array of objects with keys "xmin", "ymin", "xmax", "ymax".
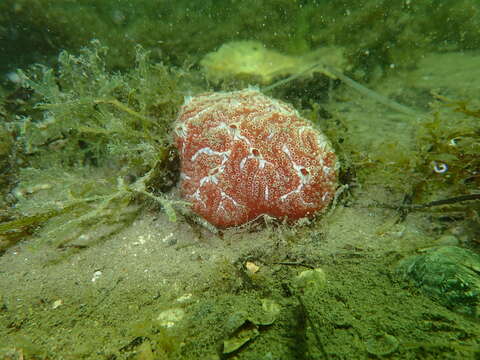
[{"xmin": 262, "ymin": 62, "xmax": 421, "ymax": 117}]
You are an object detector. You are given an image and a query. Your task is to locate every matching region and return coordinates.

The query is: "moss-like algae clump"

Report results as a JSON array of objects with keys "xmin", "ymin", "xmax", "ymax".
[{"xmin": 0, "ymin": 40, "xmax": 185, "ymax": 252}]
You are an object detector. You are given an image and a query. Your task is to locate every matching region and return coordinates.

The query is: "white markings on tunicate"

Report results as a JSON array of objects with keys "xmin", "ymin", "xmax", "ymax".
[
  {"xmin": 282, "ymin": 144, "xmax": 292, "ymax": 158},
  {"xmin": 240, "ymin": 157, "xmax": 247, "ymax": 170},
  {"xmin": 188, "ymin": 138, "xmax": 247, "ymax": 217},
  {"xmin": 279, "ymin": 188, "xmax": 298, "ymax": 202},
  {"xmin": 216, "ymin": 190, "xmax": 244, "ymax": 216},
  {"xmin": 297, "ymin": 126, "xmax": 310, "ymax": 138},
  {"xmin": 322, "ymin": 192, "xmax": 330, "ymax": 202},
  {"xmin": 270, "ymin": 98, "xmax": 297, "ymax": 117},
  {"xmin": 193, "ymin": 147, "xmax": 232, "ymax": 201},
  {"xmin": 315, "ymin": 133, "xmax": 330, "ymax": 152},
  {"xmin": 187, "ymin": 102, "xmax": 221, "ymax": 123},
  {"xmin": 279, "ymin": 144, "xmax": 315, "ymax": 205},
  {"xmin": 174, "ymin": 123, "xmax": 189, "ymax": 153},
  {"xmin": 188, "ymin": 189, "xmax": 206, "ymax": 208},
  {"xmin": 191, "ymin": 147, "xmax": 230, "ymax": 162},
  {"xmin": 199, "ymin": 172, "xmax": 218, "ymax": 186},
  {"xmin": 293, "ymin": 163, "xmax": 311, "ymax": 184},
  {"xmin": 212, "ymin": 121, "xmax": 252, "ymax": 146},
  {"xmin": 239, "ymin": 148, "xmax": 272, "ymax": 172}
]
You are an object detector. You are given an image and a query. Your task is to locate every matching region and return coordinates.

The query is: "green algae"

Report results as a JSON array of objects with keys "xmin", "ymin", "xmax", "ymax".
[
  {"xmin": 396, "ymin": 246, "xmax": 480, "ymax": 318},
  {"xmin": 305, "ymin": 79, "xmax": 480, "ymax": 224},
  {"xmin": 0, "ymin": 40, "xmax": 185, "ymax": 252},
  {"xmin": 2, "ymin": 0, "xmax": 480, "ymax": 77}
]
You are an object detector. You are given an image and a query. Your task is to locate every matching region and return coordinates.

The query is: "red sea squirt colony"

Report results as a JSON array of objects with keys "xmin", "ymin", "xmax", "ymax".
[{"xmin": 174, "ymin": 89, "xmax": 338, "ymax": 229}]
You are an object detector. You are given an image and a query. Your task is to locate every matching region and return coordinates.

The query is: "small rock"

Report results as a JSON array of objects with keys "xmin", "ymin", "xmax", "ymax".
[
  {"xmin": 156, "ymin": 308, "xmax": 185, "ymax": 328},
  {"xmin": 396, "ymin": 246, "xmax": 480, "ymax": 317},
  {"xmin": 245, "ymin": 261, "xmax": 260, "ymax": 274},
  {"xmin": 293, "ymin": 268, "xmax": 327, "ymax": 293},
  {"xmin": 52, "ymin": 299, "xmax": 63, "ymax": 309}
]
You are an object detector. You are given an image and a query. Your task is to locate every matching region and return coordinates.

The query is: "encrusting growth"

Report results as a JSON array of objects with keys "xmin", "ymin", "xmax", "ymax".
[{"xmin": 174, "ymin": 88, "xmax": 338, "ymax": 228}]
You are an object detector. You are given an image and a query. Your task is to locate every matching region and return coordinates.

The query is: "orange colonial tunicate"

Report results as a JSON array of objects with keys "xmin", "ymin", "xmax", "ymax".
[{"xmin": 174, "ymin": 89, "xmax": 338, "ymax": 229}]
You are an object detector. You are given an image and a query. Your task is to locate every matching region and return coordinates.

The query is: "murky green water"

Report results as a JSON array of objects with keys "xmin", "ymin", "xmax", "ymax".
[{"xmin": 1, "ymin": 1, "xmax": 479, "ymax": 359}]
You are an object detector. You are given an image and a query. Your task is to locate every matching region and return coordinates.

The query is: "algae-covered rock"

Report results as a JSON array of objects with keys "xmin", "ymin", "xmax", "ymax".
[
  {"xmin": 200, "ymin": 40, "xmax": 348, "ymax": 85},
  {"xmin": 293, "ymin": 267, "xmax": 327, "ymax": 295},
  {"xmin": 396, "ymin": 246, "xmax": 480, "ymax": 318},
  {"xmin": 221, "ymin": 298, "xmax": 281, "ymax": 355},
  {"xmin": 223, "ymin": 321, "xmax": 259, "ymax": 355}
]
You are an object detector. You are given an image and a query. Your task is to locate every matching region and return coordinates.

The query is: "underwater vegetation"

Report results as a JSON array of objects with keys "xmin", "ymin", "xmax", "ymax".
[
  {"xmin": 1, "ymin": 35, "xmax": 479, "ymax": 252},
  {"xmin": 316, "ymin": 90, "xmax": 480, "ymax": 228},
  {"xmin": 410, "ymin": 98, "xmax": 478, "ymax": 218},
  {"xmin": 377, "ymin": 98, "xmax": 478, "ymax": 199},
  {"xmin": 0, "ymin": 1, "xmax": 479, "ymax": 359},
  {"xmin": 2, "ymin": 0, "xmax": 480, "ymax": 78},
  {"xmin": 0, "ymin": 41, "xmax": 186, "ymax": 253},
  {"xmin": 397, "ymin": 246, "xmax": 480, "ymax": 318}
]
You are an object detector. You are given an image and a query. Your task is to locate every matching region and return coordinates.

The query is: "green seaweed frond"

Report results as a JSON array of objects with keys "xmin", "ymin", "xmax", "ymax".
[{"xmin": 1, "ymin": 40, "xmax": 185, "ymax": 253}]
